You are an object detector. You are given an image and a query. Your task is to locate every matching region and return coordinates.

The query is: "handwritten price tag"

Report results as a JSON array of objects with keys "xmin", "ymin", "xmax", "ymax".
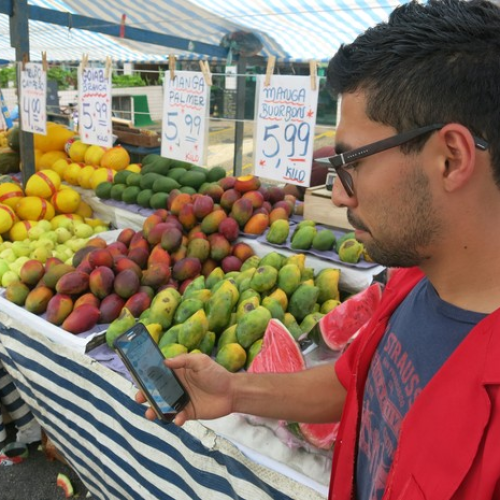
[
  {"xmin": 78, "ymin": 67, "xmax": 112, "ymax": 147},
  {"xmin": 254, "ymin": 75, "xmax": 319, "ymax": 186},
  {"xmin": 161, "ymin": 71, "xmax": 209, "ymax": 166},
  {"xmin": 20, "ymin": 62, "xmax": 47, "ymax": 135}
]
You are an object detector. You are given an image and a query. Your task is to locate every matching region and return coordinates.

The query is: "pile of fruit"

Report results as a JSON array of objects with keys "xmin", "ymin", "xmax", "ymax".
[{"xmin": 0, "ymin": 128, "xmax": 20, "ymax": 174}]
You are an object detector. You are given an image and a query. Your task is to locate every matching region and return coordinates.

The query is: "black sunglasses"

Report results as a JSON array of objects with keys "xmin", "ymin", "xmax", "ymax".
[{"xmin": 318, "ymin": 124, "xmax": 489, "ymax": 197}]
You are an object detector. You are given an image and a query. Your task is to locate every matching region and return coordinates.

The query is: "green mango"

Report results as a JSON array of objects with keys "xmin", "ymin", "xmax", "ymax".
[
  {"xmin": 259, "ymin": 251, "xmax": 286, "ymax": 270},
  {"xmin": 105, "ymin": 307, "xmax": 136, "ymax": 349},
  {"xmin": 236, "ymin": 306, "xmax": 272, "ymax": 348},
  {"xmin": 149, "ymin": 287, "xmax": 182, "ymax": 330},
  {"xmin": 240, "ymin": 255, "xmax": 261, "ymax": 272},
  {"xmin": 178, "ymin": 309, "xmax": 209, "ymax": 350},
  {"xmin": 206, "ymin": 267, "xmax": 225, "ymax": 289},
  {"xmin": 277, "ymin": 264, "xmax": 302, "ymax": 296},
  {"xmin": 266, "ymin": 219, "xmax": 290, "ymax": 245},
  {"xmin": 291, "ymin": 226, "xmax": 317, "ymax": 250}
]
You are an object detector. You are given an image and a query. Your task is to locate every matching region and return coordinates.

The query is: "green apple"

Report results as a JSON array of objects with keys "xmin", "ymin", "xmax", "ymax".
[
  {"xmin": 2, "ymin": 270, "xmax": 20, "ymax": 287},
  {"xmin": 31, "ymin": 245, "xmax": 52, "ymax": 263},
  {"xmin": 11, "ymin": 241, "xmax": 31, "ymax": 258},
  {"xmin": 55, "ymin": 227, "xmax": 72, "ymax": 244},
  {"xmin": 0, "ymin": 259, "xmax": 11, "ymax": 280},
  {"xmin": 28, "ymin": 226, "xmax": 45, "ymax": 241},
  {"xmin": 73, "ymin": 223, "xmax": 94, "ymax": 239}
]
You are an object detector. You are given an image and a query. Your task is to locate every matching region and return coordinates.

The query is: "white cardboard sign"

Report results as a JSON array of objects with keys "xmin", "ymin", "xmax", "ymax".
[{"xmin": 19, "ymin": 62, "xmax": 47, "ymax": 135}]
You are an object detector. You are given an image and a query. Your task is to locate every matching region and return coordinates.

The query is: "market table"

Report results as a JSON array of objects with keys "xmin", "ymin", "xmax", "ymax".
[{"xmin": 0, "ymin": 319, "xmax": 331, "ymax": 500}]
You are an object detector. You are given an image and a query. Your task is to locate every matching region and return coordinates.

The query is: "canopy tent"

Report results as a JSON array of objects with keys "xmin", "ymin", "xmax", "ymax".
[{"xmin": 0, "ymin": 0, "xmax": 404, "ymax": 63}]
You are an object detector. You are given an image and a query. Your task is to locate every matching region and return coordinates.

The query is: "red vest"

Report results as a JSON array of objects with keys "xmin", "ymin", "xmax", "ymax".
[{"xmin": 330, "ymin": 267, "xmax": 500, "ymax": 500}]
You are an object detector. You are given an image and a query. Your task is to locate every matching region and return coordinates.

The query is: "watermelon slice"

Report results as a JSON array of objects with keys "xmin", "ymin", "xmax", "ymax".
[
  {"xmin": 297, "ymin": 422, "xmax": 339, "ymax": 451},
  {"xmin": 308, "ymin": 282, "xmax": 384, "ymax": 351},
  {"xmin": 56, "ymin": 473, "xmax": 74, "ymax": 498},
  {"xmin": 248, "ymin": 319, "xmax": 305, "ymax": 374}
]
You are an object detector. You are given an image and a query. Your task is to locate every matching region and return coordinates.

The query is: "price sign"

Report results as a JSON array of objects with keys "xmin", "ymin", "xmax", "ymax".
[
  {"xmin": 254, "ymin": 75, "xmax": 319, "ymax": 186},
  {"xmin": 161, "ymin": 70, "xmax": 209, "ymax": 166},
  {"xmin": 19, "ymin": 62, "xmax": 47, "ymax": 134},
  {"xmin": 78, "ymin": 66, "xmax": 112, "ymax": 147}
]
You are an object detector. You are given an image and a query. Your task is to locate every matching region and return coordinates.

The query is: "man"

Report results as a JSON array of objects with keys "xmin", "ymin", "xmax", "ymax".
[{"xmin": 137, "ymin": 0, "xmax": 500, "ymax": 498}]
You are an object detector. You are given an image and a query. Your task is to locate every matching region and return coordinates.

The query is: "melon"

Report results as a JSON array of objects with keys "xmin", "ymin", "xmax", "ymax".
[
  {"xmin": 0, "ymin": 203, "xmax": 16, "ymax": 233},
  {"xmin": 89, "ymin": 168, "xmax": 115, "ymax": 190},
  {"xmin": 74, "ymin": 200, "xmax": 93, "ymax": 218},
  {"xmin": 308, "ymin": 282, "xmax": 384, "ymax": 351},
  {"xmin": 77, "ymin": 165, "xmax": 97, "ymax": 189},
  {"xmin": 0, "ymin": 182, "xmax": 24, "ymax": 209},
  {"xmin": 15, "ymin": 196, "xmax": 55, "ymax": 221},
  {"xmin": 84, "ymin": 144, "xmax": 107, "ymax": 166},
  {"xmin": 38, "ymin": 150, "xmax": 69, "ymax": 171},
  {"xmin": 51, "ymin": 158, "xmax": 72, "ymax": 178},
  {"xmin": 63, "ymin": 163, "xmax": 84, "ymax": 186},
  {"xmin": 34, "ymin": 124, "xmax": 75, "ymax": 152},
  {"xmin": 25, "ymin": 170, "xmax": 61, "ymax": 199},
  {"xmin": 9, "ymin": 220, "xmax": 37, "ymax": 241},
  {"xmin": 51, "ymin": 188, "xmax": 81, "ymax": 214},
  {"xmin": 68, "ymin": 140, "xmax": 89, "ymax": 162},
  {"xmin": 100, "ymin": 145, "xmax": 130, "ymax": 171}
]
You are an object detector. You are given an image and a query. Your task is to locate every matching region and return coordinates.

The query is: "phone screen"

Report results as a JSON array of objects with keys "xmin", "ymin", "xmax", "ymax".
[{"xmin": 114, "ymin": 324, "xmax": 188, "ymax": 420}]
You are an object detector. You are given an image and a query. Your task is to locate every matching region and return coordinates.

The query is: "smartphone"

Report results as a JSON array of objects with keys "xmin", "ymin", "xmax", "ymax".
[{"xmin": 113, "ymin": 323, "xmax": 189, "ymax": 423}]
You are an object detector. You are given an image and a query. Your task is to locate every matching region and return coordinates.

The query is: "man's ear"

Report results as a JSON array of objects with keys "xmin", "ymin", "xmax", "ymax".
[{"xmin": 438, "ymin": 124, "xmax": 477, "ymax": 192}]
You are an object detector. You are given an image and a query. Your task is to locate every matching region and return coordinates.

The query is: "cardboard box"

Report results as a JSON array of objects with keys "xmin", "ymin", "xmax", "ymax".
[
  {"xmin": 113, "ymin": 124, "xmax": 160, "ymax": 148},
  {"xmin": 303, "ymin": 185, "xmax": 353, "ymax": 230}
]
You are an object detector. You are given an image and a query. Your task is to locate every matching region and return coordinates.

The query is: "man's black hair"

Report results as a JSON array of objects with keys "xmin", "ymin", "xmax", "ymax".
[{"xmin": 327, "ymin": 0, "xmax": 500, "ymax": 183}]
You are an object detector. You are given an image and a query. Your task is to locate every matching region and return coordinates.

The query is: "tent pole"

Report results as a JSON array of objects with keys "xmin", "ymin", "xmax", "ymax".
[
  {"xmin": 232, "ymin": 57, "xmax": 246, "ymax": 177},
  {"xmin": 10, "ymin": 0, "xmax": 35, "ymax": 185}
]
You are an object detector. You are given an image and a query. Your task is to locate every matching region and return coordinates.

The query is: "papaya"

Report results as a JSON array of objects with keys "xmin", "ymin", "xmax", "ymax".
[
  {"xmin": 198, "ymin": 331, "xmax": 216, "ymax": 356},
  {"xmin": 159, "ymin": 324, "xmax": 183, "ymax": 349},
  {"xmin": 177, "ymin": 309, "xmax": 209, "ymax": 350},
  {"xmin": 217, "ymin": 324, "xmax": 238, "ymax": 349},
  {"xmin": 283, "ymin": 312, "xmax": 303, "ymax": 340},
  {"xmin": 249, "ymin": 265, "xmax": 278, "ymax": 293},
  {"xmin": 315, "ymin": 268, "xmax": 341, "ymax": 303},
  {"xmin": 235, "ymin": 306, "xmax": 272, "ymax": 348},
  {"xmin": 216, "ymin": 343, "xmax": 247, "ymax": 372},
  {"xmin": 261, "ymin": 296, "xmax": 285, "ymax": 321},
  {"xmin": 277, "ymin": 264, "xmax": 302, "ymax": 296},
  {"xmin": 173, "ymin": 298, "xmax": 204, "ymax": 324},
  {"xmin": 287, "ymin": 284, "xmax": 320, "ymax": 323},
  {"xmin": 258, "ymin": 251, "xmax": 285, "ymax": 270},
  {"xmin": 266, "ymin": 219, "xmax": 290, "ymax": 245}
]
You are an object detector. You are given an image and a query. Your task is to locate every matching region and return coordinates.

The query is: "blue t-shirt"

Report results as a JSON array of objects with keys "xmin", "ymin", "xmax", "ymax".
[{"xmin": 356, "ymin": 278, "xmax": 486, "ymax": 500}]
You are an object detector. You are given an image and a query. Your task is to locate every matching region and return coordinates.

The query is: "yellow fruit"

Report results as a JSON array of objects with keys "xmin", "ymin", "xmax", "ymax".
[
  {"xmin": 100, "ymin": 145, "xmax": 130, "ymax": 171},
  {"xmin": 89, "ymin": 168, "xmax": 115, "ymax": 190},
  {"xmin": 15, "ymin": 196, "xmax": 55, "ymax": 221},
  {"xmin": 38, "ymin": 151, "xmax": 69, "ymax": 171},
  {"xmin": 68, "ymin": 140, "xmax": 89, "ymax": 162},
  {"xmin": 25, "ymin": 170, "xmax": 61, "ymax": 199},
  {"xmin": 84, "ymin": 145, "xmax": 107, "ymax": 166},
  {"xmin": 0, "ymin": 183, "xmax": 24, "ymax": 209},
  {"xmin": 146, "ymin": 323, "xmax": 163, "ymax": 343},
  {"xmin": 34, "ymin": 125, "xmax": 75, "ymax": 153},
  {"xmin": 0, "ymin": 203, "xmax": 16, "ymax": 233},
  {"xmin": 9, "ymin": 220, "xmax": 37, "ymax": 241},
  {"xmin": 51, "ymin": 188, "xmax": 81, "ymax": 214},
  {"xmin": 50, "ymin": 213, "xmax": 83, "ymax": 229},
  {"xmin": 63, "ymin": 163, "xmax": 84, "ymax": 185},
  {"xmin": 77, "ymin": 165, "xmax": 97, "ymax": 189},
  {"xmin": 85, "ymin": 217, "xmax": 108, "ymax": 228},
  {"xmin": 51, "ymin": 158, "xmax": 72, "ymax": 178},
  {"xmin": 126, "ymin": 163, "xmax": 141, "ymax": 173},
  {"xmin": 34, "ymin": 149, "xmax": 44, "ymax": 171},
  {"xmin": 75, "ymin": 201, "xmax": 93, "ymax": 218}
]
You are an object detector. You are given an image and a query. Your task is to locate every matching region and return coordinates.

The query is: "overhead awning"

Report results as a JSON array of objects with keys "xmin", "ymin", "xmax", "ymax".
[{"xmin": 0, "ymin": 0, "xmax": 404, "ymax": 64}]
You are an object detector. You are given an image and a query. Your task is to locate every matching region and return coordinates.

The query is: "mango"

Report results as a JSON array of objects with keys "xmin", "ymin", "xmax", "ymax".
[
  {"xmin": 161, "ymin": 343, "xmax": 188, "ymax": 358},
  {"xmin": 160, "ymin": 226, "xmax": 183, "ymax": 253},
  {"xmin": 283, "ymin": 312, "xmax": 303, "ymax": 340},
  {"xmin": 55, "ymin": 271, "xmax": 89, "ymax": 296},
  {"xmin": 302, "ymin": 267, "xmax": 315, "ymax": 282},
  {"xmin": 88, "ymin": 266, "xmax": 115, "ymax": 299},
  {"xmin": 124, "ymin": 291, "xmax": 152, "ymax": 318},
  {"xmin": 300, "ymin": 312, "xmax": 325, "ymax": 334},
  {"xmin": 205, "ymin": 267, "xmax": 225, "ymax": 289},
  {"xmin": 106, "ymin": 307, "xmax": 136, "ymax": 348},
  {"xmin": 147, "ymin": 244, "xmax": 171, "ymax": 268},
  {"xmin": 249, "ymin": 265, "xmax": 278, "ymax": 293},
  {"xmin": 287, "ymin": 284, "xmax": 320, "ymax": 322},
  {"xmin": 334, "ymin": 231, "xmax": 355, "ymax": 253},
  {"xmin": 268, "ymin": 207, "xmax": 289, "ymax": 225},
  {"xmin": 217, "ymin": 324, "xmax": 238, "ymax": 349},
  {"xmin": 4, "ymin": 282, "xmax": 30, "ymax": 306},
  {"xmin": 268, "ymin": 288, "xmax": 288, "ymax": 311},
  {"xmin": 42, "ymin": 263, "xmax": 75, "ymax": 289},
  {"xmin": 262, "ymin": 296, "xmax": 285, "ymax": 321},
  {"xmin": 148, "ymin": 287, "xmax": 182, "ymax": 330},
  {"xmin": 198, "ymin": 331, "xmax": 216, "ymax": 356},
  {"xmin": 338, "ymin": 239, "xmax": 364, "ymax": 263},
  {"xmin": 186, "ymin": 288, "xmax": 212, "ymax": 303},
  {"xmin": 113, "ymin": 256, "xmax": 142, "ymax": 279},
  {"xmin": 99, "ymin": 293, "xmax": 126, "ymax": 324},
  {"xmin": 219, "ymin": 188, "xmax": 241, "ymax": 212},
  {"xmin": 186, "ymin": 237, "xmax": 211, "ymax": 262},
  {"xmin": 62, "ymin": 304, "xmax": 100, "ymax": 334},
  {"xmin": 141, "ymin": 263, "xmax": 171, "ymax": 289},
  {"xmin": 320, "ymin": 299, "xmax": 341, "ymax": 314},
  {"xmin": 284, "ymin": 253, "xmax": 306, "ymax": 274},
  {"xmin": 216, "ymin": 343, "xmax": 247, "ymax": 372},
  {"xmin": 209, "ymin": 233, "xmax": 232, "ymax": 262},
  {"xmin": 182, "ymin": 275, "xmax": 206, "ymax": 297},
  {"xmin": 19, "ymin": 259, "xmax": 45, "ymax": 287},
  {"xmin": 200, "ymin": 209, "xmax": 227, "ymax": 235},
  {"xmin": 113, "ymin": 268, "xmax": 141, "ymax": 299},
  {"xmin": 205, "ymin": 289, "xmax": 234, "ymax": 334},
  {"xmin": 235, "ymin": 306, "xmax": 272, "ymax": 348},
  {"xmin": 193, "ymin": 194, "xmax": 215, "ymax": 220},
  {"xmin": 246, "ymin": 338, "xmax": 263, "ymax": 369},
  {"xmin": 240, "ymin": 255, "xmax": 261, "ymax": 272},
  {"xmin": 221, "ymin": 256, "xmax": 242, "ymax": 273},
  {"xmin": 158, "ymin": 324, "xmax": 183, "ymax": 348},
  {"xmin": 45, "ymin": 293, "xmax": 74, "ymax": 326},
  {"xmin": 266, "ymin": 219, "xmax": 290, "ymax": 245},
  {"xmin": 178, "ymin": 309, "xmax": 209, "ymax": 350},
  {"xmin": 25, "ymin": 285, "xmax": 54, "ymax": 315},
  {"xmin": 231, "ymin": 242, "xmax": 255, "ymax": 263},
  {"xmin": 174, "ymin": 298, "xmax": 204, "ymax": 324},
  {"xmin": 312, "ymin": 229, "xmax": 336, "ymax": 251},
  {"xmin": 230, "ymin": 198, "xmax": 253, "ymax": 228},
  {"xmin": 116, "ymin": 227, "xmax": 135, "ymax": 247},
  {"xmin": 259, "ymin": 251, "xmax": 286, "ymax": 270},
  {"xmin": 234, "ymin": 175, "xmax": 261, "ymax": 193},
  {"xmin": 199, "ymin": 183, "xmax": 224, "ymax": 202},
  {"xmin": 315, "ymin": 268, "xmax": 341, "ymax": 303},
  {"xmin": 87, "ymin": 248, "xmax": 114, "ymax": 269},
  {"xmin": 238, "ymin": 288, "xmax": 261, "ymax": 304},
  {"xmin": 236, "ymin": 296, "xmax": 260, "ymax": 322},
  {"xmin": 218, "ymin": 175, "xmax": 237, "ymax": 191},
  {"xmin": 291, "ymin": 226, "xmax": 317, "ymax": 250},
  {"xmin": 74, "ymin": 292, "xmax": 100, "ymax": 309},
  {"xmin": 145, "ymin": 323, "xmax": 163, "ymax": 344},
  {"xmin": 218, "ymin": 217, "xmax": 239, "ymax": 242},
  {"xmin": 243, "ymin": 213, "xmax": 269, "ymax": 235},
  {"xmin": 172, "ymin": 257, "xmax": 202, "ymax": 282}
]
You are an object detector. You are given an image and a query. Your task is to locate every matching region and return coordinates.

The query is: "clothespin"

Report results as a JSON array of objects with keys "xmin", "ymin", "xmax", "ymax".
[
  {"xmin": 169, "ymin": 55, "xmax": 176, "ymax": 81},
  {"xmin": 105, "ymin": 56, "xmax": 112, "ymax": 79},
  {"xmin": 264, "ymin": 56, "xmax": 276, "ymax": 87},
  {"xmin": 199, "ymin": 60, "xmax": 212, "ymax": 86},
  {"xmin": 309, "ymin": 60, "xmax": 317, "ymax": 91},
  {"xmin": 120, "ymin": 14, "xmax": 126, "ymax": 38},
  {"xmin": 81, "ymin": 53, "xmax": 88, "ymax": 71},
  {"xmin": 22, "ymin": 53, "xmax": 29, "ymax": 71},
  {"xmin": 41, "ymin": 51, "xmax": 48, "ymax": 72}
]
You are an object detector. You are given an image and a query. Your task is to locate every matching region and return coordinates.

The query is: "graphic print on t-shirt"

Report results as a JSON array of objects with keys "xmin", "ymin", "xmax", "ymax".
[{"xmin": 356, "ymin": 278, "xmax": 486, "ymax": 500}]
